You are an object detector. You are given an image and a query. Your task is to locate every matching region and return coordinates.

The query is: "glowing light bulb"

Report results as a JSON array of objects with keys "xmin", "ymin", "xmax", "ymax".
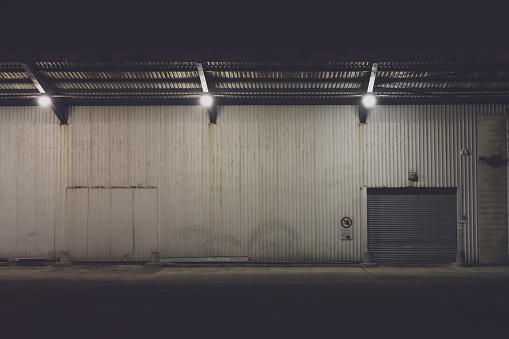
[
  {"xmin": 38, "ymin": 95, "xmax": 51, "ymax": 106},
  {"xmin": 362, "ymin": 94, "xmax": 376, "ymax": 108},
  {"xmin": 199, "ymin": 94, "xmax": 213, "ymax": 107}
]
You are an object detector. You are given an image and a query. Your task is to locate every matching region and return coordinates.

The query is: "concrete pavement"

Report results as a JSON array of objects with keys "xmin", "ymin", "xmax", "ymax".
[{"xmin": 0, "ymin": 265, "xmax": 508, "ymax": 338}]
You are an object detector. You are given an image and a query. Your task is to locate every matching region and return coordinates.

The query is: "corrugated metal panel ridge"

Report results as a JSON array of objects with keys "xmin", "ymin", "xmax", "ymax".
[
  {"xmin": 42, "ymin": 71, "xmax": 198, "ymax": 80},
  {"xmin": 35, "ymin": 61, "xmax": 197, "ymax": 69}
]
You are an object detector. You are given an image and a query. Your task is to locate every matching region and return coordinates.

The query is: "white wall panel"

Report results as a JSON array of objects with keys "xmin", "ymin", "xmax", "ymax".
[
  {"xmin": 67, "ymin": 188, "xmax": 88, "ymax": 260},
  {"xmin": 87, "ymin": 189, "xmax": 111, "ymax": 260},
  {"xmin": 67, "ymin": 188, "xmax": 157, "ymax": 261},
  {"xmin": 133, "ymin": 188, "xmax": 158, "ymax": 261},
  {"xmin": 0, "ymin": 107, "xmax": 59, "ymax": 259},
  {"xmin": 69, "ymin": 107, "xmax": 92, "ymax": 187},
  {"xmin": 110, "ymin": 189, "xmax": 134, "ymax": 260}
]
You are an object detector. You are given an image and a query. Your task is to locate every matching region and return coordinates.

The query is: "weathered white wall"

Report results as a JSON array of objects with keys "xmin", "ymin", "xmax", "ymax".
[
  {"xmin": 210, "ymin": 106, "xmax": 360, "ymax": 261},
  {"xmin": 0, "ymin": 104, "xmax": 506, "ymax": 262},
  {"xmin": 66, "ymin": 106, "xmax": 209, "ymax": 260},
  {"xmin": 66, "ymin": 105, "xmax": 360, "ymax": 261},
  {"xmin": 0, "ymin": 107, "xmax": 62, "ymax": 259}
]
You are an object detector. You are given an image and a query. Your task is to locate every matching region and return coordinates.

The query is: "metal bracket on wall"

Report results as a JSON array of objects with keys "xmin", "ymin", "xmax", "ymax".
[
  {"xmin": 359, "ymin": 62, "xmax": 378, "ymax": 124},
  {"xmin": 207, "ymin": 106, "xmax": 217, "ymax": 124},
  {"xmin": 359, "ymin": 106, "xmax": 368, "ymax": 124},
  {"xmin": 196, "ymin": 62, "xmax": 218, "ymax": 124},
  {"xmin": 20, "ymin": 62, "xmax": 68, "ymax": 124}
]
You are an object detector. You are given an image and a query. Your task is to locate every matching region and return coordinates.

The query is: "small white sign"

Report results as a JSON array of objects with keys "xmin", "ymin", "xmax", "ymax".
[{"xmin": 341, "ymin": 229, "xmax": 352, "ymax": 240}]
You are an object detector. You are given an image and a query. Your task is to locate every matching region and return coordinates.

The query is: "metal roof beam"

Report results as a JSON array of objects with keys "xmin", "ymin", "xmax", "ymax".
[
  {"xmin": 2, "ymin": 96, "xmax": 508, "ymax": 106},
  {"xmin": 378, "ymin": 64, "xmax": 509, "ymax": 72},
  {"xmin": 45, "ymin": 78, "xmax": 200, "ymax": 84},
  {"xmin": 377, "ymin": 74, "xmax": 509, "ymax": 85},
  {"xmin": 20, "ymin": 62, "xmax": 67, "ymax": 124},
  {"xmin": 43, "ymin": 78, "xmax": 366, "ymax": 85},
  {"xmin": 57, "ymin": 88, "xmax": 202, "ymax": 95},
  {"xmin": 211, "ymin": 88, "xmax": 362, "ymax": 94},
  {"xmin": 210, "ymin": 78, "xmax": 365, "ymax": 84},
  {"xmin": 0, "ymin": 89, "xmax": 40, "ymax": 95},
  {"xmin": 203, "ymin": 66, "xmax": 371, "ymax": 73},
  {"xmin": 196, "ymin": 62, "xmax": 209, "ymax": 92},
  {"xmin": 34, "ymin": 66, "xmax": 198, "ymax": 73},
  {"xmin": 0, "ymin": 66, "xmax": 26, "ymax": 72},
  {"xmin": 367, "ymin": 63, "xmax": 378, "ymax": 93},
  {"xmin": 376, "ymin": 87, "xmax": 509, "ymax": 94},
  {"xmin": 0, "ymin": 79, "xmax": 33, "ymax": 84}
]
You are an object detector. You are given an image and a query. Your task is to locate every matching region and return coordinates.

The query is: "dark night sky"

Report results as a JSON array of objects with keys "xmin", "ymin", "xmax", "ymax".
[{"xmin": 1, "ymin": 1, "xmax": 507, "ymax": 58}]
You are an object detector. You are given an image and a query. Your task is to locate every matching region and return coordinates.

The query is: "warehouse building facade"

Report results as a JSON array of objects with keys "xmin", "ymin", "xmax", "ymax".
[{"xmin": 0, "ymin": 60, "xmax": 508, "ymax": 264}]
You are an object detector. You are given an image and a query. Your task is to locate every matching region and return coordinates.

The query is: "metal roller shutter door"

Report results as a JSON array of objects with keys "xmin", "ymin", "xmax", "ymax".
[{"xmin": 368, "ymin": 188, "xmax": 457, "ymax": 264}]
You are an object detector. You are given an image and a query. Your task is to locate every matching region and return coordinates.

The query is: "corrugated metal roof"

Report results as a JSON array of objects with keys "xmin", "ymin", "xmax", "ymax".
[
  {"xmin": 1, "ymin": 60, "xmax": 509, "ymax": 105},
  {"xmin": 42, "ymin": 71, "xmax": 198, "ymax": 80}
]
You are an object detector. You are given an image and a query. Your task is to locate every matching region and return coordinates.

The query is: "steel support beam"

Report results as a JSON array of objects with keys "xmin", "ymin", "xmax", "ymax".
[
  {"xmin": 35, "ymin": 66, "xmax": 198, "ymax": 73},
  {"xmin": 212, "ymin": 88, "xmax": 362, "ymax": 94},
  {"xmin": 359, "ymin": 62, "xmax": 378, "ymax": 123},
  {"xmin": 375, "ymin": 86, "xmax": 509, "ymax": 95},
  {"xmin": 377, "ymin": 64, "xmax": 509, "ymax": 73},
  {"xmin": 57, "ymin": 88, "xmax": 202, "ymax": 95},
  {"xmin": 203, "ymin": 66, "xmax": 372, "ymax": 73},
  {"xmin": 209, "ymin": 78, "xmax": 366, "ymax": 84},
  {"xmin": 196, "ymin": 62, "xmax": 209, "ymax": 93},
  {"xmin": 367, "ymin": 63, "xmax": 378, "ymax": 93},
  {"xmin": 20, "ymin": 62, "xmax": 68, "ymax": 124},
  {"xmin": 196, "ymin": 62, "xmax": 217, "ymax": 124},
  {"xmin": 47, "ymin": 78, "xmax": 201, "ymax": 84}
]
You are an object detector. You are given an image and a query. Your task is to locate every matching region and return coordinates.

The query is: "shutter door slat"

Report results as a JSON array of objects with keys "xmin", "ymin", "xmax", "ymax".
[{"xmin": 368, "ymin": 188, "xmax": 457, "ymax": 264}]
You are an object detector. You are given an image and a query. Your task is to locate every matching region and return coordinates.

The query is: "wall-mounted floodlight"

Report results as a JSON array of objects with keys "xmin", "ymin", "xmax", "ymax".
[
  {"xmin": 200, "ymin": 93, "xmax": 214, "ymax": 107},
  {"xmin": 38, "ymin": 95, "xmax": 52, "ymax": 106},
  {"xmin": 362, "ymin": 94, "xmax": 376, "ymax": 108}
]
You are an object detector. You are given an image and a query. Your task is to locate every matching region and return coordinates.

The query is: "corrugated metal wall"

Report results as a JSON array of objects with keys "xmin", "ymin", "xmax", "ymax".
[
  {"xmin": 0, "ymin": 106, "xmax": 61, "ymax": 259},
  {"xmin": 364, "ymin": 105, "xmax": 506, "ymax": 261},
  {"xmin": 66, "ymin": 188, "xmax": 158, "ymax": 261},
  {"xmin": 67, "ymin": 105, "xmax": 360, "ymax": 261},
  {"xmin": 1, "ymin": 104, "xmax": 505, "ymax": 262},
  {"xmin": 212, "ymin": 106, "xmax": 360, "ymax": 261},
  {"xmin": 68, "ymin": 106, "xmax": 209, "ymax": 261}
]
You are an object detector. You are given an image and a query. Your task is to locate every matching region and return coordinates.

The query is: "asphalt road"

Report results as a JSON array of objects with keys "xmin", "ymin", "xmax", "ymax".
[{"xmin": 0, "ymin": 265, "xmax": 508, "ymax": 339}]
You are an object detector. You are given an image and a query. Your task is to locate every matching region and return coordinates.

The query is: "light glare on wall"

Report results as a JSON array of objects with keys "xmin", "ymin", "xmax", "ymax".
[
  {"xmin": 200, "ymin": 94, "xmax": 214, "ymax": 107},
  {"xmin": 362, "ymin": 94, "xmax": 376, "ymax": 108},
  {"xmin": 38, "ymin": 95, "xmax": 51, "ymax": 106}
]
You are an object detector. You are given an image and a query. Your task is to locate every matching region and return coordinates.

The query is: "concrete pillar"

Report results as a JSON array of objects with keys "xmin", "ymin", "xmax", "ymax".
[
  {"xmin": 361, "ymin": 251, "xmax": 377, "ymax": 268},
  {"xmin": 363, "ymin": 251, "xmax": 373, "ymax": 264},
  {"xmin": 456, "ymin": 226, "xmax": 465, "ymax": 263},
  {"xmin": 477, "ymin": 115, "xmax": 508, "ymax": 263},
  {"xmin": 54, "ymin": 251, "xmax": 73, "ymax": 267},
  {"xmin": 150, "ymin": 251, "xmax": 160, "ymax": 263},
  {"xmin": 452, "ymin": 226, "xmax": 469, "ymax": 267},
  {"xmin": 60, "ymin": 251, "xmax": 70, "ymax": 263}
]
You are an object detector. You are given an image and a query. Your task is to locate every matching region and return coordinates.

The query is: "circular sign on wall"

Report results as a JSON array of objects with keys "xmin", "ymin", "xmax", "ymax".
[{"xmin": 341, "ymin": 216, "xmax": 352, "ymax": 228}]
